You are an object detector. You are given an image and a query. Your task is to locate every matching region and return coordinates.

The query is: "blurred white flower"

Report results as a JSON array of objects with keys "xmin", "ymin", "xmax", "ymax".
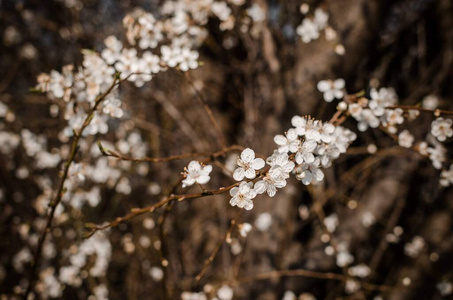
[
  {"xmin": 431, "ymin": 117, "xmax": 453, "ymax": 142},
  {"xmin": 398, "ymin": 130, "xmax": 414, "ymax": 148},
  {"xmin": 317, "ymin": 79, "xmax": 345, "ymax": 102}
]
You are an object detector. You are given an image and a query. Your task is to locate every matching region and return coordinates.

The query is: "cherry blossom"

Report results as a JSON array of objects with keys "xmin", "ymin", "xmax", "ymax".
[
  {"xmin": 440, "ymin": 164, "xmax": 453, "ymax": 187},
  {"xmin": 233, "ymin": 148, "xmax": 265, "ymax": 181},
  {"xmin": 229, "ymin": 181, "xmax": 256, "ymax": 210},
  {"xmin": 398, "ymin": 130, "xmax": 414, "ymax": 148},
  {"xmin": 182, "ymin": 161, "xmax": 212, "ymax": 188},
  {"xmin": 297, "ymin": 19, "xmax": 319, "ymax": 43},
  {"xmin": 431, "ymin": 117, "xmax": 453, "ymax": 142},
  {"xmin": 317, "ymin": 79, "xmax": 345, "ymax": 102},
  {"xmin": 274, "ymin": 128, "xmax": 300, "ymax": 153}
]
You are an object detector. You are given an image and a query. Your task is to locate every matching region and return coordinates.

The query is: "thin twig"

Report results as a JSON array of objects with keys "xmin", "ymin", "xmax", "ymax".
[
  {"xmin": 98, "ymin": 144, "xmax": 244, "ymax": 163},
  {"xmin": 388, "ymin": 105, "xmax": 453, "ymax": 116},
  {"xmin": 195, "ymin": 212, "xmax": 241, "ymax": 282},
  {"xmin": 85, "ymin": 184, "xmax": 239, "ymax": 237},
  {"xmin": 183, "ymin": 72, "xmax": 226, "ymax": 149},
  {"xmin": 227, "ymin": 269, "xmax": 394, "ymax": 292}
]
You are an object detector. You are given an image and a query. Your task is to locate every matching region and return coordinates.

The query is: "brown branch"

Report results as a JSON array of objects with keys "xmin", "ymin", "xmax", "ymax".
[
  {"xmin": 84, "ymin": 183, "xmax": 240, "ymax": 238},
  {"xmin": 98, "ymin": 144, "xmax": 244, "ymax": 163},
  {"xmin": 388, "ymin": 105, "xmax": 453, "ymax": 116},
  {"xmin": 227, "ymin": 269, "xmax": 394, "ymax": 293}
]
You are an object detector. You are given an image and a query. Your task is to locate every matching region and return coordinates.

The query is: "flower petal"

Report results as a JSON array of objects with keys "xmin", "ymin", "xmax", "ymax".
[
  {"xmin": 251, "ymin": 158, "xmax": 265, "ymax": 170},
  {"xmin": 254, "ymin": 180, "xmax": 267, "ymax": 194},
  {"xmin": 274, "ymin": 135, "xmax": 287, "ymax": 146},
  {"xmin": 196, "ymin": 175, "xmax": 210, "ymax": 184},
  {"xmin": 244, "ymin": 167, "xmax": 256, "ymax": 179},
  {"xmin": 240, "ymin": 148, "xmax": 255, "ymax": 163},
  {"xmin": 229, "ymin": 187, "xmax": 239, "ymax": 197},
  {"xmin": 333, "ymin": 78, "xmax": 345, "ymax": 89},
  {"xmin": 233, "ymin": 168, "xmax": 245, "ymax": 181},
  {"xmin": 317, "ymin": 80, "xmax": 330, "ymax": 92}
]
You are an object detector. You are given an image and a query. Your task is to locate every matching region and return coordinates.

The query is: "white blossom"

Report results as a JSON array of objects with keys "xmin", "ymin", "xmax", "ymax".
[
  {"xmin": 233, "ymin": 148, "xmax": 265, "ymax": 181},
  {"xmin": 404, "ymin": 236, "xmax": 425, "ymax": 258},
  {"xmin": 254, "ymin": 175, "xmax": 286, "ymax": 197},
  {"xmin": 182, "ymin": 292, "xmax": 207, "ymax": 300},
  {"xmin": 297, "ymin": 18, "xmax": 320, "ymax": 43},
  {"xmin": 238, "ymin": 223, "xmax": 252, "ymax": 237},
  {"xmin": 229, "ymin": 181, "xmax": 256, "ymax": 210},
  {"xmin": 282, "ymin": 291, "xmax": 297, "ymax": 300},
  {"xmin": 178, "ymin": 47, "xmax": 199, "ymax": 71},
  {"xmin": 295, "ymin": 140, "xmax": 317, "ymax": 164},
  {"xmin": 440, "ymin": 164, "xmax": 453, "ymax": 187},
  {"xmin": 437, "ymin": 280, "xmax": 453, "ymax": 297},
  {"xmin": 431, "ymin": 117, "xmax": 453, "ymax": 142},
  {"xmin": 427, "ymin": 143, "xmax": 446, "ymax": 169},
  {"xmin": 274, "ymin": 128, "xmax": 300, "ymax": 153},
  {"xmin": 217, "ymin": 285, "xmax": 234, "ymax": 300},
  {"xmin": 336, "ymin": 250, "xmax": 354, "ymax": 267},
  {"xmin": 313, "ymin": 8, "xmax": 329, "ymax": 30},
  {"xmin": 348, "ymin": 264, "xmax": 371, "ymax": 278},
  {"xmin": 422, "ymin": 95, "xmax": 439, "ymax": 110},
  {"xmin": 182, "ymin": 161, "xmax": 212, "ymax": 187},
  {"xmin": 398, "ymin": 130, "xmax": 414, "ymax": 148},
  {"xmin": 267, "ymin": 152, "xmax": 295, "ymax": 180},
  {"xmin": 255, "ymin": 213, "xmax": 272, "ymax": 232},
  {"xmin": 295, "ymin": 158, "xmax": 324, "ymax": 185},
  {"xmin": 323, "ymin": 214, "xmax": 339, "ymax": 233},
  {"xmin": 317, "ymin": 79, "xmax": 345, "ymax": 102}
]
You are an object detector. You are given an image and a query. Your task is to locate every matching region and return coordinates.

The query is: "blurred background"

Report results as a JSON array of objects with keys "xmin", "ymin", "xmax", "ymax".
[{"xmin": 0, "ymin": 0, "xmax": 452, "ymax": 299}]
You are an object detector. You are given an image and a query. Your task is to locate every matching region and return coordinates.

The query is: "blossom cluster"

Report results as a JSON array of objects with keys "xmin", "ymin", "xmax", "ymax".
[
  {"xmin": 317, "ymin": 79, "xmax": 453, "ymax": 186},
  {"xmin": 181, "ymin": 117, "xmax": 356, "ymax": 211}
]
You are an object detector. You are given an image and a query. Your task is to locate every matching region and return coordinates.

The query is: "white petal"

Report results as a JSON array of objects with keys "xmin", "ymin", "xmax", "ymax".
[
  {"xmin": 303, "ymin": 140, "xmax": 317, "ymax": 152},
  {"xmin": 295, "ymin": 152, "xmax": 303, "ymax": 164},
  {"xmin": 182, "ymin": 178, "xmax": 195, "ymax": 187},
  {"xmin": 301, "ymin": 172, "xmax": 313, "ymax": 185},
  {"xmin": 187, "ymin": 161, "xmax": 201, "ymax": 172},
  {"xmin": 278, "ymin": 145, "xmax": 289, "ymax": 153},
  {"xmin": 333, "ymin": 78, "xmax": 345, "ymax": 89},
  {"xmin": 244, "ymin": 168, "xmax": 256, "ymax": 179},
  {"xmin": 317, "ymin": 80, "xmax": 330, "ymax": 92},
  {"xmin": 254, "ymin": 181, "xmax": 267, "ymax": 194},
  {"xmin": 274, "ymin": 179, "xmax": 287, "ymax": 188},
  {"xmin": 323, "ymin": 91, "xmax": 335, "ymax": 102},
  {"xmin": 233, "ymin": 168, "xmax": 245, "ymax": 181},
  {"xmin": 196, "ymin": 175, "xmax": 210, "ymax": 184},
  {"xmin": 229, "ymin": 196, "xmax": 238, "ymax": 206},
  {"xmin": 244, "ymin": 200, "xmax": 254, "ymax": 210},
  {"xmin": 334, "ymin": 90, "xmax": 344, "ymax": 99},
  {"xmin": 314, "ymin": 169, "xmax": 325, "ymax": 181},
  {"xmin": 274, "ymin": 135, "xmax": 287, "ymax": 146},
  {"xmin": 304, "ymin": 152, "xmax": 315, "ymax": 163},
  {"xmin": 291, "ymin": 115, "xmax": 305, "ymax": 127},
  {"xmin": 229, "ymin": 187, "xmax": 239, "ymax": 197},
  {"xmin": 201, "ymin": 165, "xmax": 213, "ymax": 175},
  {"xmin": 238, "ymin": 182, "xmax": 250, "ymax": 194},
  {"xmin": 323, "ymin": 123, "xmax": 335, "ymax": 134},
  {"xmin": 287, "ymin": 129, "xmax": 298, "ymax": 140},
  {"xmin": 267, "ymin": 185, "xmax": 277, "ymax": 197},
  {"xmin": 282, "ymin": 162, "xmax": 295, "ymax": 173},
  {"xmin": 241, "ymin": 148, "xmax": 255, "ymax": 163}
]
